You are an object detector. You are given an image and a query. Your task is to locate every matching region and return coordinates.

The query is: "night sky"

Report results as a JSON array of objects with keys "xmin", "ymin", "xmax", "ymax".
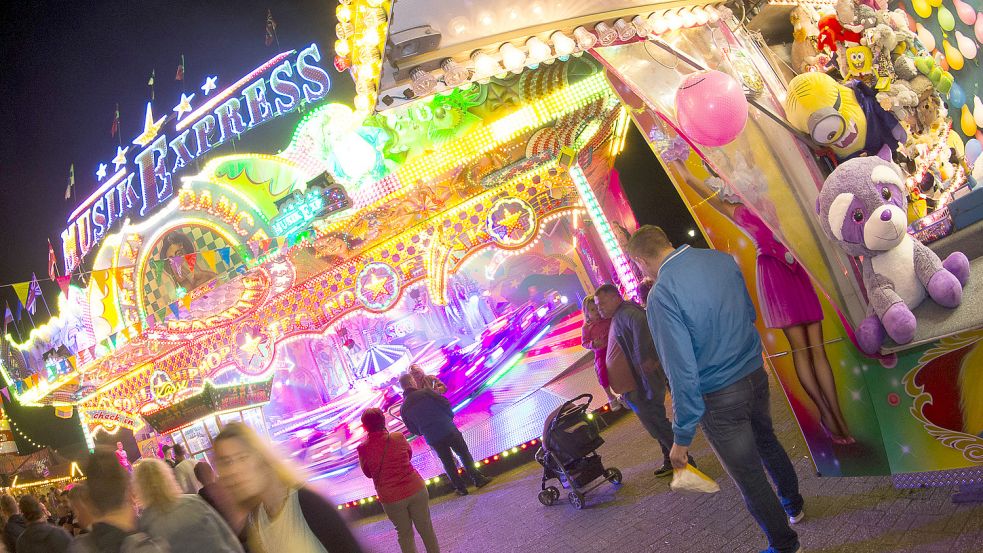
[{"xmin": 0, "ymin": 2, "xmax": 694, "ymax": 453}]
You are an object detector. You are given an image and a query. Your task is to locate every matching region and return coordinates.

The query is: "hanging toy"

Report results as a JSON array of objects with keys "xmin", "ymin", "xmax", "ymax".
[
  {"xmin": 911, "ymin": 0, "xmax": 932, "ymax": 19},
  {"xmin": 937, "ymin": 6, "xmax": 956, "ymax": 32},
  {"xmin": 952, "ymin": 0, "xmax": 977, "ymax": 26},
  {"xmin": 916, "ymin": 23, "xmax": 936, "ymax": 52},
  {"xmin": 942, "ymin": 40, "xmax": 965, "ymax": 71},
  {"xmin": 962, "ymin": 104, "xmax": 979, "ymax": 137},
  {"xmin": 955, "ymin": 31, "xmax": 977, "ymax": 60}
]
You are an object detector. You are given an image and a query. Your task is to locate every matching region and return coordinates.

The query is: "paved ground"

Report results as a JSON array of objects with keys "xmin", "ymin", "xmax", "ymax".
[{"xmin": 352, "ymin": 371, "xmax": 983, "ymax": 552}]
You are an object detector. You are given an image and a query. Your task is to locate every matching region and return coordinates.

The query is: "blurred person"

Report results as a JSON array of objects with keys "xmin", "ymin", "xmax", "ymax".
[
  {"xmin": 68, "ymin": 448, "xmax": 166, "ymax": 553},
  {"xmin": 357, "ymin": 408, "xmax": 438, "ymax": 553},
  {"xmin": 194, "ymin": 462, "xmax": 247, "ymax": 539},
  {"xmin": 161, "ymin": 445, "xmax": 177, "ymax": 469},
  {"xmin": 212, "ymin": 422, "xmax": 363, "ymax": 553},
  {"xmin": 65, "ymin": 485, "xmax": 92, "ymax": 535},
  {"xmin": 1, "ymin": 494, "xmax": 26, "ymax": 552},
  {"xmin": 580, "ymin": 296, "xmax": 622, "ymax": 410},
  {"xmin": 115, "ymin": 442, "xmax": 132, "ymax": 472},
  {"xmin": 54, "ymin": 502, "xmax": 75, "ymax": 537},
  {"xmin": 408, "ymin": 364, "xmax": 446, "ymax": 395},
  {"xmin": 132, "ymin": 459, "xmax": 242, "ymax": 553},
  {"xmin": 594, "ymin": 284, "xmax": 690, "ymax": 477},
  {"xmin": 398, "ymin": 374, "xmax": 491, "ymax": 496},
  {"xmin": 171, "ymin": 445, "xmax": 199, "ymax": 494},
  {"xmin": 628, "ymin": 225, "xmax": 803, "ymax": 553},
  {"xmin": 14, "ymin": 495, "xmax": 70, "ymax": 553}
]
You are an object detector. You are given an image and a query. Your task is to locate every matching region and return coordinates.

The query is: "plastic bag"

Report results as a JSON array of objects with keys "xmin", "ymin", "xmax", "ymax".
[{"xmin": 670, "ymin": 464, "xmax": 720, "ymax": 494}]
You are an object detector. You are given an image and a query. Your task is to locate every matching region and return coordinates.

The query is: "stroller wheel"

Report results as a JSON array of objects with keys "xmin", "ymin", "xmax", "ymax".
[
  {"xmin": 538, "ymin": 489, "xmax": 556, "ymax": 506},
  {"xmin": 547, "ymin": 486, "xmax": 560, "ymax": 502},
  {"xmin": 605, "ymin": 467, "xmax": 623, "ymax": 485},
  {"xmin": 568, "ymin": 491, "xmax": 586, "ymax": 510}
]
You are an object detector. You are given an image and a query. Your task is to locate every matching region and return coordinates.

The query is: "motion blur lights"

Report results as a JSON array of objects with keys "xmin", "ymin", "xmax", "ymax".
[
  {"xmin": 499, "ymin": 42, "xmax": 527, "ymax": 72},
  {"xmin": 613, "ymin": 19, "xmax": 635, "ymax": 41},
  {"xmin": 593, "ymin": 21, "xmax": 617, "ymax": 46},
  {"xmin": 551, "ymin": 31, "xmax": 576, "ymax": 59},
  {"xmin": 440, "ymin": 58, "xmax": 470, "ymax": 87},
  {"xmin": 573, "ymin": 27, "xmax": 597, "ymax": 50},
  {"xmin": 526, "ymin": 37, "xmax": 552, "ymax": 66},
  {"xmin": 410, "ymin": 67, "xmax": 438, "ymax": 97},
  {"xmin": 448, "ymin": 16, "xmax": 470, "ymax": 36}
]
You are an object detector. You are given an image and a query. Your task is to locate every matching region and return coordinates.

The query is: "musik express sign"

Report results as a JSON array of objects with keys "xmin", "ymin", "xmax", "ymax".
[{"xmin": 61, "ymin": 44, "xmax": 332, "ymax": 273}]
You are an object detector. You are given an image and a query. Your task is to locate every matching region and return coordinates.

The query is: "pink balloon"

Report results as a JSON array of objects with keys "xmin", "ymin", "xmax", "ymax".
[
  {"xmin": 952, "ymin": 0, "xmax": 977, "ymax": 26},
  {"xmin": 675, "ymin": 70, "xmax": 749, "ymax": 147},
  {"xmin": 977, "ymin": 14, "xmax": 983, "ymax": 43}
]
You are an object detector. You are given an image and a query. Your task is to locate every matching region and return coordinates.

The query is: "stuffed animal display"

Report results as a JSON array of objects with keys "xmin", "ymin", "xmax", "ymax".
[{"xmin": 816, "ymin": 156, "xmax": 970, "ymax": 354}]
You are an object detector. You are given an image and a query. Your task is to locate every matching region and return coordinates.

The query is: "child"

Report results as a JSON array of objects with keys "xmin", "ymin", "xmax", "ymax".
[{"xmin": 581, "ymin": 296, "xmax": 622, "ymax": 410}]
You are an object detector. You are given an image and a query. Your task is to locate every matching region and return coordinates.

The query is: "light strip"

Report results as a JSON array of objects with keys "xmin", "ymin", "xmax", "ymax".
[
  {"xmin": 176, "ymin": 50, "xmax": 295, "ymax": 131},
  {"xmin": 67, "ymin": 169, "xmax": 129, "ymax": 223}
]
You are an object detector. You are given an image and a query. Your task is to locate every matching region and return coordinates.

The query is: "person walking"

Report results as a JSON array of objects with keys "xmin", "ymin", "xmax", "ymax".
[
  {"xmin": 1, "ymin": 494, "xmax": 27, "ymax": 552},
  {"xmin": 70, "ymin": 448, "xmax": 168, "ymax": 553},
  {"xmin": 357, "ymin": 408, "xmax": 439, "ymax": 553},
  {"xmin": 132, "ymin": 459, "xmax": 243, "ymax": 553},
  {"xmin": 593, "ymin": 284, "xmax": 686, "ymax": 476},
  {"xmin": 580, "ymin": 296, "xmax": 622, "ymax": 410},
  {"xmin": 627, "ymin": 225, "xmax": 804, "ymax": 553},
  {"xmin": 212, "ymin": 422, "xmax": 363, "ymax": 553},
  {"xmin": 171, "ymin": 444, "xmax": 199, "ymax": 494},
  {"xmin": 13, "ymin": 496, "xmax": 70, "ymax": 553},
  {"xmin": 161, "ymin": 445, "xmax": 177, "ymax": 469},
  {"xmin": 398, "ymin": 374, "xmax": 491, "ymax": 496}
]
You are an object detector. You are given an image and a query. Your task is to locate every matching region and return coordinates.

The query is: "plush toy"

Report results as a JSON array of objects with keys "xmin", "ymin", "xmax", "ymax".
[
  {"xmin": 816, "ymin": 156, "xmax": 970, "ymax": 354},
  {"xmin": 790, "ymin": 7, "xmax": 822, "ymax": 73},
  {"xmin": 785, "ymin": 72, "xmax": 907, "ymax": 159}
]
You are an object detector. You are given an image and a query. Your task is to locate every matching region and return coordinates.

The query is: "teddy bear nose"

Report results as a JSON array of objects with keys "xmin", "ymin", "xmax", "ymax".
[{"xmin": 880, "ymin": 210, "xmax": 892, "ymax": 222}]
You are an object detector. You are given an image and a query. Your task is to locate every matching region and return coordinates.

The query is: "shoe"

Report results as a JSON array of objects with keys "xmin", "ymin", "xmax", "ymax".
[
  {"xmin": 474, "ymin": 476, "xmax": 493, "ymax": 489},
  {"xmin": 759, "ymin": 549, "xmax": 801, "ymax": 553},
  {"xmin": 654, "ymin": 461, "xmax": 673, "ymax": 477},
  {"xmin": 789, "ymin": 510, "xmax": 805, "ymax": 525},
  {"xmin": 455, "ymin": 488, "xmax": 469, "ymax": 496},
  {"xmin": 609, "ymin": 401, "xmax": 623, "ymax": 412}
]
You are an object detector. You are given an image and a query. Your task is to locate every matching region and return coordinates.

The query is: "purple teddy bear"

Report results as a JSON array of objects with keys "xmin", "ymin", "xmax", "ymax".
[{"xmin": 816, "ymin": 156, "xmax": 970, "ymax": 354}]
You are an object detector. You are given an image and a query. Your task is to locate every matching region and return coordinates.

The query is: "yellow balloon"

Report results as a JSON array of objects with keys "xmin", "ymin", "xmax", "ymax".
[
  {"xmin": 947, "ymin": 130, "xmax": 964, "ymax": 158},
  {"xmin": 912, "ymin": 0, "xmax": 932, "ymax": 18},
  {"xmin": 943, "ymin": 40, "xmax": 965, "ymax": 71},
  {"xmin": 927, "ymin": 0, "xmax": 943, "ymax": 7},
  {"xmin": 962, "ymin": 105, "xmax": 979, "ymax": 137}
]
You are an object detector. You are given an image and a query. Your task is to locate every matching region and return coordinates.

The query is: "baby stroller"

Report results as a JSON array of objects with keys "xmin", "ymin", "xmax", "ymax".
[{"xmin": 536, "ymin": 394, "xmax": 622, "ymax": 509}]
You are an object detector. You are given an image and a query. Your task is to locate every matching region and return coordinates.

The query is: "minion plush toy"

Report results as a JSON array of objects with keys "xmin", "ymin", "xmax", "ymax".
[{"xmin": 785, "ymin": 71, "xmax": 906, "ymax": 160}]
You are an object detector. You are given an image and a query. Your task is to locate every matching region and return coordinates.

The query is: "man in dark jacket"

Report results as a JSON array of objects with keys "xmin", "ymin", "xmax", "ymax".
[
  {"xmin": 15, "ymin": 495, "xmax": 71, "ymax": 553},
  {"xmin": 1, "ymin": 493, "xmax": 27, "ymax": 552},
  {"xmin": 398, "ymin": 373, "xmax": 491, "ymax": 496}
]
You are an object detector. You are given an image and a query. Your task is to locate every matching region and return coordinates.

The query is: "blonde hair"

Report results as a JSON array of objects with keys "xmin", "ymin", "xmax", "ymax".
[
  {"xmin": 133, "ymin": 459, "xmax": 182, "ymax": 511},
  {"xmin": 213, "ymin": 422, "xmax": 304, "ymax": 489}
]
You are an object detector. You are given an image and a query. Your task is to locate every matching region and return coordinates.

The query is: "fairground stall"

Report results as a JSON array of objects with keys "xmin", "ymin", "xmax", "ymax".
[{"xmin": 2, "ymin": 0, "xmax": 981, "ymax": 509}]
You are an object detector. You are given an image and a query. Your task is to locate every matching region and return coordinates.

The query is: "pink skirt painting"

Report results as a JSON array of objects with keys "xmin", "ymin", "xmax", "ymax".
[{"xmin": 755, "ymin": 253, "xmax": 824, "ymax": 329}]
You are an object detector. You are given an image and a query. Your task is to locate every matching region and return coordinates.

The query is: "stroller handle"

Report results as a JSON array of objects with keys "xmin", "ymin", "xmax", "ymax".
[{"xmin": 567, "ymin": 393, "xmax": 593, "ymax": 406}]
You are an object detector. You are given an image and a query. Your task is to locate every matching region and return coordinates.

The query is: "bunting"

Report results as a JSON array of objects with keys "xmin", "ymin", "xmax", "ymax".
[
  {"xmin": 91, "ymin": 269, "xmax": 110, "ymax": 294},
  {"xmin": 219, "ymin": 247, "xmax": 231, "ymax": 266},
  {"xmin": 184, "ymin": 253, "xmax": 198, "ymax": 272},
  {"xmin": 169, "ymin": 302, "xmax": 180, "ymax": 319},
  {"xmin": 55, "ymin": 275, "xmax": 72, "ymax": 297},
  {"xmin": 11, "ymin": 282, "xmax": 30, "ymax": 308},
  {"xmin": 200, "ymin": 250, "xmax": 218, "ymax": 271}
]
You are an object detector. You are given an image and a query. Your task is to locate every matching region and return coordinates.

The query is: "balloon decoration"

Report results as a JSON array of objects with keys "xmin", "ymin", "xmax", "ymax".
[
  {"xmin": 962, "ymin": 105, "xmax": 978, "ymax": 137},
  {"xmin": 949, "ymin": 82, "xmax": 966, "ymax": 109},
  {"xmin": 942, "ymin": 40, "xmax": 964, "ymax": 71},
  {"xmin": 975, "ymin": 97, "xmax": 983, "ymax": 128},
  {"xmin": 955, "ymin": 31, "xmax": 977, "ymax": 60},
  {"xmin": 926, "ymin": 0, "xmax": 942, "ymax": 8},
  {"xmin": 912, "ymin": 0, "xmax": 931, "ymax": 19},
  {"xmin": 674, "ymin": 70, "xmax": 749, "ymax": 147},
  {"xmin": 937, "ymin": 6, "xmax": 955, "ymax": 32},
  {"xmin": 977, "ymin": 16, "xmax": 983, "ymax": 45},
  {"xmin": 916, "ymin": 23, "xmax": 936, "ymax": 52},
  {"xmin": 966, "ymin": 139, "xmax": 983, "ymax": 167},
  {"xmin": 952, "ymin": 0, "xmax": 977, "ymax": 26}
]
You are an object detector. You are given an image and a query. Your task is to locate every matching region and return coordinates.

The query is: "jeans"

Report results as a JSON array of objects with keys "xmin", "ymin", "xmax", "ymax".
[
  {"xmin": 700, "ymin": 368, "xmax": 802, "ymax": 553},
  {"xmin": 381, "ymin": 487, "xmax": 440, "ymax": 553},
  {"xmin": 622, "ymin": 371, "xmax": 674, "ymax": 459},
  {"xmin": 429, "ymin": 430, "xmax": 485, "ymax": 490}
]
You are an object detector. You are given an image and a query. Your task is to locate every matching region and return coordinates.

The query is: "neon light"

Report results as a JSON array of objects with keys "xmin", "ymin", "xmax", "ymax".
[
  {"xmin": 67, "ymin": 169, "xmax": 129, "ymax": 223},
  {"xmin": 177, "ymin": 50, "xmax": 294, "ymax": 131},
  {"xmin": 111, "ymin": 145, "xmax": 129, "ymax": 170},
  {"xmin": 173, "ymin": 92, "xmax": 196, "ymax": 120},
  {"xmin": 132, "ymin": 103, "xmax": 167, "ymax": 147},
  {"xmin": 96, "ymin": 163, "xmax": 107, "ymax": 181}
]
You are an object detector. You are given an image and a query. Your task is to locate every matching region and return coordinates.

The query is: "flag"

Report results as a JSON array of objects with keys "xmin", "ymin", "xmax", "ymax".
[
  {"xmin": 175, "ymin": 55, "xmax": 185, "ymax": 81},
  {"xmin": 25, "ymin": 274, "xmax": 41, "ymax": 315},
  {"xmin": 65, "ymin": 164, "xmax": 75, "ymax": 200},
  {"xmin": 47, "ymin": 239, "xmax": 59, "ymax": 281},
  {"xmin": 148, "ymin": 69, "xmax": 156, "ymax": 100},
  {"xmin": 55, "ymin": 275, "xmax": 72, "ymax": 298},
  {"xmin": 111, "ymin": 103, "xmax": 120, "ymax": 137},
  {"xmin": 12, "ymin": 282, "xmax": 30, "ymax": 310},
  {"xmin": 265, "ymin": 9, "xmax": 277, "ymax": 46}
]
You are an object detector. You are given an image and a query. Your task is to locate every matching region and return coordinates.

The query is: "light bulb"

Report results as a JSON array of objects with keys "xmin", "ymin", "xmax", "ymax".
[
  {"xmin": 499, "ymin": 42, "xmax": 527, "ymax": 71},
  {"xmin": 336, "ymin": 22, "xmax": 354, "ymax": 40},
  {"xmin": 365, "ymin": 0, "xmax": 385, "ymax": 7},
  {"xmin": 410, "ymin": 67, "xmax": 438, "ymax": 97},
  {"xmin": 707, "ymin": 7, "xmax": 721, "ymax": 26},
  {"xmin": 471, "ymin": 50, "xmax": 501, "ymax": 78},
  {"xmin": 613, "ymin": 19, "xmax": 636, "ymax": 41},
  {"xmin": 335, "ymin": 39, "xmax": 351, "ymax": 57},
  {"xmin": 693, "ymin": 7, "xmax": 709, "ymax": 26},
  {"xmin": 526, "ymin": 37, "xmax": 551, "ymax": 65},
  {"xmin": 440, "ymin": 58, "xmax": 471, "ymax": 87},
  {"xmin": 336, "ymin": 5, "xmax": 351, "ymax": 22},
  {"xmin": 632, "ymin": 15, "xmax": 652, "ymax": 37},
  {"xmin": 551, "ymin": 31, "xmax": 576, "ymax": 57},
  {"xmin": 363, "ymin": 8, "xmax": 387, "ymax": 27},
  {"xmin": 593, "ymin": 22, "xmax": 617, "ymax": 46},
  {"xmin": 448, "ymin": 16, "xmax": 469, "ymax": 37},
  {"xmin": 649, "ymin": 14, "xmax": 668, "ymax": 35},
  {"xmin": 359, "ymin": 32, "xmax": 381, "ymax": 48},
  {"xmin": 664, "ymin": 11, "xmax": 682, "ymax": 30},
  {"xmin": 354, "ymin": 94, "xmax": 373, "ymax": 112},
  {"xmin": 679, "ymin": 9, "xmax": 697, "ymax": 28},
  {"xmin": 573, "ymin": 27, "xmax": 597, "ymax": 50}
]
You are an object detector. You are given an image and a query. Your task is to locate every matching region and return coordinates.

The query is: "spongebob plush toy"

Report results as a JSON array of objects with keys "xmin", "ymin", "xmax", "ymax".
[
  {"xmin": 785, "ymin": 71, "xmax": 906, "ymax": 160},
  {"xmin": 844, "ymin": 45, "xmax": 874, "ymax": 80}
]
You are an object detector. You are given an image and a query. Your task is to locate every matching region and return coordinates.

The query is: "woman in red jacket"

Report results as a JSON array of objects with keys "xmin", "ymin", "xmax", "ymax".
[{"xmin": 357, "ymin": 408, "xmax": 439, "ymax": 553}]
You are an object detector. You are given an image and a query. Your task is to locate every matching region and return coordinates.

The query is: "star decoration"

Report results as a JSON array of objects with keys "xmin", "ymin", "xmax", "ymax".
[
  {"xmin": 201, "ymin": 76, "xmax": 218, "ymax": 95},
  {"xmin": 96, "ymin": 163, "xmax": 108, "ymax": 181},
  {"xmin": 240, "ymin": 333, "xmax": 263, "ymax": 356},
  {"xmin": 496, "ymin": 207, "xmax": 525, "ymax": 236},
  {"xmin": 111, "ymin": 146, "xmax": 129, "ymax": 171},
  {"xmin": 172, "ymin": 92, "xmax": 196, "ymax": 120},
  {"xmin": 132, "ymin": 103, "xmax": 167, "ymax": 147},
  {"xmin": 363, "ymin": 273, "xmax": 391, "ymax": 302}
]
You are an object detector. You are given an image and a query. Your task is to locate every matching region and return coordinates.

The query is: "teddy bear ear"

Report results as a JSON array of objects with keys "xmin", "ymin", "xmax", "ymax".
[{"xmin": 875, "ymin": 145, "xmax": 893, "ymax": 162}]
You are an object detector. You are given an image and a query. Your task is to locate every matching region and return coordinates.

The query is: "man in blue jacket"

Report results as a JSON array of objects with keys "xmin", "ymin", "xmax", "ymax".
[
  {"xmin": 627, "ymin": 225, "xmax": 803, "ymax": 553},
  {"xmin": 399, "ymin": 373, "xmax": 491, "ymax": 496}
]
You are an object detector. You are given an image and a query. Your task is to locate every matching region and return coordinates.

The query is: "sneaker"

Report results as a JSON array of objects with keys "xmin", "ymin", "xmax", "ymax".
[
  {"xmin": 454, "ymin": 488, "xmax": 469, "ymax": 496},
  {"xmin": 789, "ymin": 510, "xmax": 805, "ymax": 525},
  {"xmin": 474, "ymin": 476, "xmax": 493, "ymax": 489},
  {"xmin": 609, "ymin": 401, "xmax": 623, "ymax": 412},
  {"xmin": 654, "ymin": 461, "xmax": 673, "ymax": 477}
]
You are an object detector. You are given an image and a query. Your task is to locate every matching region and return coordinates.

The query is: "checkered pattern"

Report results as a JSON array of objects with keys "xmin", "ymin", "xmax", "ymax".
[{"xmin": 141, "ymin": 226, "xmax": 233, "ymax": 316}]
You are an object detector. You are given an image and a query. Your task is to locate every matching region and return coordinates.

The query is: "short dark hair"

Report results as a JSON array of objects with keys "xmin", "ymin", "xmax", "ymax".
[
  {"xmin": 0, "ymin": 494, "xmax": 18, "ymax": 516},
  {"xmin": 19, "ymin": 495, "xmax": 44, "ymax": 522},
  {"xmin": 594, "ymin": 283, "xmax": 620, "ymax": 298},
  {"xmin": 361, "ymin": 408, "xmax": 387, "ymax": 432},
  {"xmin": 193, "ymin": 461, "xmax": 214, "ymax": 485},
  {"xmin": 83, "ymin": 448, "xmax": 130, "ymax": 516},
  {"xmin": 173, "ymin": 444, "xmax": 185, "ymax": 457}
]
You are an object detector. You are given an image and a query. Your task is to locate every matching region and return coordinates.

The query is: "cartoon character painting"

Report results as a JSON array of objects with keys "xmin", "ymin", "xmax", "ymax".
[{"xmin": 816, "ymin": 157, "xmax": 970, "ymax": 354}]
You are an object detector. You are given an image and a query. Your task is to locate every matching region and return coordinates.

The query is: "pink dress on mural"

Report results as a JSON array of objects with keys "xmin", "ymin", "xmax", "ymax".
[{"xmin": 733, "ymin": 205, "xmax": 823, "ymax": 329}]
